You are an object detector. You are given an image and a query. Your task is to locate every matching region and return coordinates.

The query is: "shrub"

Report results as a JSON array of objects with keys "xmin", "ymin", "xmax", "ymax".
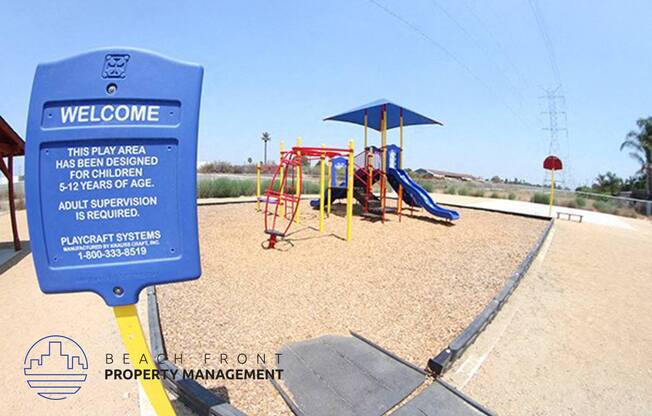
[
  {"xmin": 301, "ymin": 181, "xmax": 321, "ymax": 194},
  {"xmin": 198, "ymin": 160, "xmax": 268, "ymax": 174},
  {"xmin": 562, "ymin": 199, "xmax": 578, "ymax": 209},
  {"xmin": 620, "ymin": 209, "xmax": 638, "ymax": 218},
  {"xmin": 575, "ymin": 196, "xmax": 587, "ymax": 208},
  {"xmin": 490, "ymin": 192, "xmax": 501, "ymax": 199},
  {"xmin": 507, "ymin": 192, "xmax": 517, "ymax": 200},
  {"xmin": 593, "ymin": 199, "xmax": 619, "ymax": 215},
  {"xmin": 415, "ymin": 179, "xmax": 433, "ymax": 192},
  {"xmin": 530, "ymin": 192, "xmax": 550, "ymax": 205},
  {"xmin": 471, "ymin": 189, "xmax": 485, "ymax": 197},
  {"xmin": 197, "ymin": 178, "xmax": 321, "ymax": 199},
  {"xmin": 458, "ymin": 187, "xmax": 470, "ymax": 196},
  {"xmin": 444, "ymin": 186, "xmax": 457, "ymax": 195}
]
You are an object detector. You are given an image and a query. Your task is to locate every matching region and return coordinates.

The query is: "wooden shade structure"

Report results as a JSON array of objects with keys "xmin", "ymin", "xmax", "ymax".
[{"xmin": 0, "ymin": 116, "xmax": 24, "ymax": 250}]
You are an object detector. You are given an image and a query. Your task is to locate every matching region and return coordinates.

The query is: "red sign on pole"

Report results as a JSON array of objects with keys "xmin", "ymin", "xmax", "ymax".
[{"xmin": 543, "ymin": 155, "xmax": 563, "ymax": 171}]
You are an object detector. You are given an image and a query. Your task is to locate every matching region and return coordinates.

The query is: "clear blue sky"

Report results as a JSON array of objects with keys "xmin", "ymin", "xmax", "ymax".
[{"xmin": 3, "ymin": 0, "xmax": 651, "ymax": 186}]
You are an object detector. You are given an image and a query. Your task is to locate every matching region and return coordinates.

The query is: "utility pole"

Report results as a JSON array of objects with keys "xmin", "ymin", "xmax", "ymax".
[{"xmin": 540, "ymin": 85, "xmax": 570, "ymax": 187}]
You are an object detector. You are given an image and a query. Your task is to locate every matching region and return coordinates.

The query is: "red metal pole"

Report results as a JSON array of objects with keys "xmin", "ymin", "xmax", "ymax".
[
  {"xmin": 365, "ymin": 153, "xmax": 371, "ymax": 213},
  {"xmin": 381, "ymin": 105, "xmax": 387, "ymax": 224},
  {"xmin": 7, "ymin": 156, "xmax": 20, "ymax": 251}
]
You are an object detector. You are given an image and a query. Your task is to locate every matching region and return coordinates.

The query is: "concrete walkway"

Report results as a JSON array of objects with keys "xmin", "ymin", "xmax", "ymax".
[
  {"xmin": 430, "ymin": 192, "xmax": 637, "ymax": 230},
  {"xmin": 444, "ymin": 211, "xmax": 652, "ymax": 415},
  {"xmin": 0, "ymin": 211, "xmax": 190, "ymax": 415}
]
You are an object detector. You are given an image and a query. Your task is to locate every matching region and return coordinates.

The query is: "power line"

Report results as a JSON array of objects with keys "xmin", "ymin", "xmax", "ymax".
[
  {"xmin": 459, "ymin": 0, "xmax": 534, "ymax": 91},
  {"xmin": 528, "ymin": 0, "xmax": 562, "ymax": 85},
  {"xmin": 528, "ymin": 1, "xmax": 574, "ymax": 187},
  {"xmin": 540, "ymin": 86, "xmax": 575, "ymax": 187},
  {"xmin": 428, "ymin": 0, "xmax": 527, "ymax": 105},
  {"xmin": 367, "ymin": 0, "xmax": 535, "ymax": 130},
  {"xmin": 540, "ymin": 86, "xmax": 566, "ymax": 156}
]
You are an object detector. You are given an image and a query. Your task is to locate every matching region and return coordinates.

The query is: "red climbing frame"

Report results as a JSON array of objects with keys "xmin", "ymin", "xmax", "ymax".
[{"xmin": 263, "ymin": 146, "xmax": 351, "ymax": 249}]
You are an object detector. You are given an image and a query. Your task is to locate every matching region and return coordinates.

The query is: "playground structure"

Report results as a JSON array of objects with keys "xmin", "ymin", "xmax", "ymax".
[
  {"xmin": 322, "ymin": 99, "xmax": 460, "ymax": 223},
  {"xmin": 260, "ymin": 100, "xmax": 460, "ymax": 248},
  {"xmin": 311, "ymin": 144, "xmax": 460, "ymax": 221},
  {"xmin": 262, "ymin": 140, "xmax": 355, "ymax": 248}
]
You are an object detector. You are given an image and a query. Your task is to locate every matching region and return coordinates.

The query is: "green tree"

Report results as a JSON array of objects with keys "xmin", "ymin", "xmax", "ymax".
[
  {"xmin": 620, "ymin": 117, "xmax": 652, "ymax": 199},
  {"xmin": 261, "ymin": 132, "xmax": 271, "ymax": 164},
  {"xmin": 592, "ymin": 171, "xmax": 623, "ymax": 196}
]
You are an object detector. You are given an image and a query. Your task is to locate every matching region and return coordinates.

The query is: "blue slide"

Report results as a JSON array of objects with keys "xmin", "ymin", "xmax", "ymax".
[
  {"xmin": 387, "ymin": 168, "xmax": 460, "ymax": 221},
  {"xmin": 310, "ymin": 185, "xmax": 347, "ymax": 207}
]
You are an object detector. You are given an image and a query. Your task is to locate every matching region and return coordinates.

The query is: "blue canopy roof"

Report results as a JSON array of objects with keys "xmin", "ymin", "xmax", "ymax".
[{"xmin": 324, "ymin": 99, "xmax": 443, "ymax": 132}]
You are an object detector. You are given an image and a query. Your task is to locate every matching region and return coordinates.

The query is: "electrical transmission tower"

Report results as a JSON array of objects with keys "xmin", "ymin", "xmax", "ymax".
[{"xmin": 540, "ymin": 85, "xmax": 570, "ymax": 187}]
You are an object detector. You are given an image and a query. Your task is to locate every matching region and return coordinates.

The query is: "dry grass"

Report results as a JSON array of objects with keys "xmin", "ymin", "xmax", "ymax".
[{"xmin": 157, "ymin": 202, "xmax": 546, "ymax": 415}]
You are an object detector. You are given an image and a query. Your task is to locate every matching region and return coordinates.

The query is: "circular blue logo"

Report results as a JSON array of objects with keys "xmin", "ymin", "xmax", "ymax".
[{"xmin": 23, "ymin": 335, "xmax": 88, "ymax": 400}]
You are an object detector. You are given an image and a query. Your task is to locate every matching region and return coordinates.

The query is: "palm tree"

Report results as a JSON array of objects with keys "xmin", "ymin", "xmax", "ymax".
[
  {"xmin": 261, "ymin": 132, "xmax": 271, "ymax": 164},
  {"xmin": 620, "ymin": 117, "xmax": 652, "ymax": 199},
  {"xmin": 593, "ymin": 171, "xmax": 623, "ymax": 196}
]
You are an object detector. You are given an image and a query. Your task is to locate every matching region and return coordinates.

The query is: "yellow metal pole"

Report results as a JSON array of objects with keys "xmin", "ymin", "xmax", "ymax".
[
  {"xmin": 549, "ymin": 169, "xmax": 555, "ymax": 217},
  {"xmin": 327, "ymin": 157, "xmax": 332, "ymax": 216},
  {"xmin": 256, "ymin": 162, "xmax": 261, "ymax": 211},
  {"xmin": 397, "ymin": 112, "xmax": 403, "ymax": 219},
  {"xmin": 346, "ymin": 139, "xmax": 354, "ymax": 241},
  {"xmin": 319, "ymin": 144, "xmax": 326, "ymax": 232},
  {"xmin": 364, "ymin": 112, "xmax": 368, "ymax": 150},
  {"xmin": 381, "ymin": 107, "xmax": 387, "ymax": 222},
  {"xmin": 279, "ymin": 141, "xmax": 285, "ymax": 211},
  {"xmin": 295, "ymin": 136, "xmax": 301, "ymax": 224},
  {"xmin": 399, "ymin": 112, "xmax": 404, "ymax": 168},
  {"xmin": 113, "ymin": 305, "xmax": 175, "ymax": 416}
]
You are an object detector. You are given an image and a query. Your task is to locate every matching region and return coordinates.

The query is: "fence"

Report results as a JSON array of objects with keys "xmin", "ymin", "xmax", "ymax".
[
  {"xmin": 424, "ymin": 179, "xmax": 652, "ymax": 217},
  {"xmin": 0, "ymin": 181, "xmax": 24, "ymax": 213}
]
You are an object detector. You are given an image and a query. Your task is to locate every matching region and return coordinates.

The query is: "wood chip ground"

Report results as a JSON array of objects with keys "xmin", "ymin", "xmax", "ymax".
[{"xmin": 158, "ymin": 202, "xmax": 546, "ymax": 415}]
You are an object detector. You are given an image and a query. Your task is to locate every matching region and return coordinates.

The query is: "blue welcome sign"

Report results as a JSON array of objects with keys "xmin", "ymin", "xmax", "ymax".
[{"xmin": 25, "ymin": 48, "xmax": 203, "ymax": 306}]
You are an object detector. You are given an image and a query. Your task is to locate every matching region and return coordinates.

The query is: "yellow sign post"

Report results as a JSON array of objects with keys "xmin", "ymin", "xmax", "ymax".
[
  {"xmin": 549, "ymin": 168, "xmax": 556, "ymax": 217},
  {"xmin": 114, "ymin": 305, "xmax": 175, "ymax": 415}
]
